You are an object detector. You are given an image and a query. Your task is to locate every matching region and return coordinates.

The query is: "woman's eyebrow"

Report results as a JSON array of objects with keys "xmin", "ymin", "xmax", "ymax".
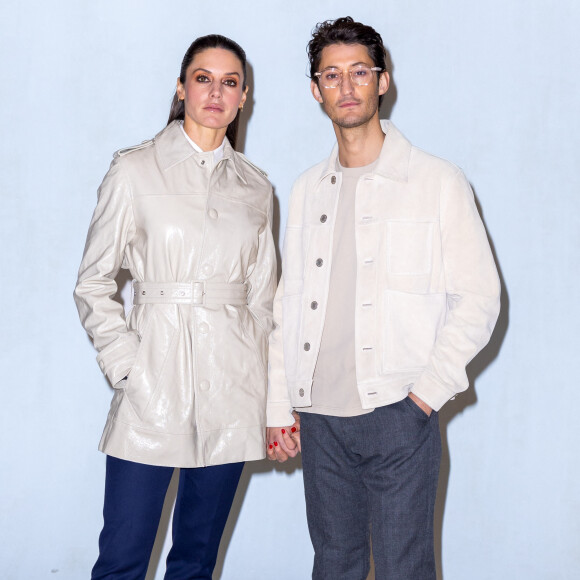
[{"xmin": 191, "ymin": 68, "xmax": 240, "ymax": 76}]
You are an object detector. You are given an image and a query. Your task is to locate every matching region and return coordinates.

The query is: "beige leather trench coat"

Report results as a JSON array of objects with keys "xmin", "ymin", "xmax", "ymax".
[{"xmin": 75, "ymin": 121, "xmax": 276, "ymax": 467}]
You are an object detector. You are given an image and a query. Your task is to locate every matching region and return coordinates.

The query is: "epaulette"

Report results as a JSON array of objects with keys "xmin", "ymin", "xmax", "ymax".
[
  {"xmin": 237, "ymin": 152, "xmax": 268, "ymax": 178},
  {"xmin": 114, "ymin": 139, "xmax": 154, "ymax": 158}
]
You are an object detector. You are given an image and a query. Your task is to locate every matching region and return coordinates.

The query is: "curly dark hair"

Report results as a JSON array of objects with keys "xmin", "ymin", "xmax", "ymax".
[{"xmin": 307, "ymin": 16, "xmax": 387, "ymax": 106}]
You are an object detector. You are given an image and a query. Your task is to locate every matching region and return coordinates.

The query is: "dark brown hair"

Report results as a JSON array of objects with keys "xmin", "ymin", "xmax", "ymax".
[
  {"xmin": 307, "ymin": 16, "xmax": 387, "ymax": 107},
  {"xmin": 167, "ymin": 34, "xmax": 247, "ymax": 149}
]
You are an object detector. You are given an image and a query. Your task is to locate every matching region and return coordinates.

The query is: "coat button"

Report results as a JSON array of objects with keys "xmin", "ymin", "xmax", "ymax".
[
  {"xmin": 331, "ymin": 176, "xmax": 336, "ymax": 184},
  {"xmin": 299, "ymin": 388, "xmax": 305, "ymax": 397},
  {"xmin": 200, "ymin": 380, "xmax": 210, "ymax": 391},
  {"xmin": 320, "ymin": 214, "xmax": 327, "ymax": 223},
  {"xmin": 199, "ymin": 322, "xmax": 209, "ymax": 334},
  {"xmin": 202, "ymin": 264, "xmax": 214, "ymax": 276},
  {"xmin": 208, "ymin": 208, "xmax": 218, "ymax": 219},
  {"xmin": 316, "ymin": 258, "xmax": 323, "ymax": 267},
  {"xmin": 304, "ymin": 342, "xmax": 311, "ymax": 351},
  {"xmin": 311, "ymin": 301, "xmax": 318, "ymax": 310}
]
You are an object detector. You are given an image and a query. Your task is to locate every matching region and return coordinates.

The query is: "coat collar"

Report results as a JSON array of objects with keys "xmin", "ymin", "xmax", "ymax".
[
  {"xmin": 319, "ymin": 120, "xmax": 412, "ymax": 183},
  {"xmin": 154, "ymin": 121, "xmax": 248, "ymax": 184}
]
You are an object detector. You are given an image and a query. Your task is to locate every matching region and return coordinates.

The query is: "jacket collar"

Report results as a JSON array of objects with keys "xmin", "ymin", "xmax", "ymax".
[
  {"xmin": 319, "ymin": 119, "xmax": 412, "ymax": 183},
  {"xmin": 154, "ymin": 121, "xmax": 247, "ymax": 184}
]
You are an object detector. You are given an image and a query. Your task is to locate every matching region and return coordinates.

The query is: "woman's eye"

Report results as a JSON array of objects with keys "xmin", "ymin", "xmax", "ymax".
[
  {"xmin": 196, "ymin": 74, "xmax": 210, "ymax": 83},
  {"xmin": 223, "ymin": 78, "xmax": 238, "ymax": 87}
]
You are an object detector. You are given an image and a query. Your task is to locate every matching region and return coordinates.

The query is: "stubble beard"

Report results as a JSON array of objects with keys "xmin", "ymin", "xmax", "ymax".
[{"xmin": 323, "ymin": 91, "xmax": 380, "ymax": 130}]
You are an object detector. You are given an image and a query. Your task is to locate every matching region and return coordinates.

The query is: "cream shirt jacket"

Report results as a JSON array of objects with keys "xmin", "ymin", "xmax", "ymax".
[
  {"xmin": 267, "ymin": 121, "xmax": 500, "ymax": 427},
  {"xmin": 75, "ymin": 121, "xmax": 276, "ymax": 467}
]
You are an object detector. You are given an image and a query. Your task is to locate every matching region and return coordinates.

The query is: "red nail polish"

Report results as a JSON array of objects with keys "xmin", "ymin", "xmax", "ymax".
[
  {"xmin": 291, "ymin": 427, "xmax": 297, "ymax": 433},
  {"xmin": 274, "ymin": 441, "xmax": 278, "ymax": 447},
  {"xmin": 281, "ymin": 429, "xmax": 286, "ymax": 434},
  {"xmin": 269, "ymin": 445, "xmax": 273, "ymax": 449}
]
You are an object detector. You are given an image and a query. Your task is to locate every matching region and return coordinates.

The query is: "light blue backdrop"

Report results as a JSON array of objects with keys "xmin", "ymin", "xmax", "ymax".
[{"xmin": 1, "ymin": 1, "xmax": 578, "ymax": 578}]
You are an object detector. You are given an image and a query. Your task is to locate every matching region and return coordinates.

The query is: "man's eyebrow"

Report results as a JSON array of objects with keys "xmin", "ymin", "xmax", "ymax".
[{"xmin": 321, "ymin": 61, "xmax": 371, "ymax": 70}]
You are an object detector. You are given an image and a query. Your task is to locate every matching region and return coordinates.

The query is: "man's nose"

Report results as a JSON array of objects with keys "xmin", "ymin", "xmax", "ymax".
[{"xmin": 339, "ymin": 72, "xmax": 354, "ymax": 95}]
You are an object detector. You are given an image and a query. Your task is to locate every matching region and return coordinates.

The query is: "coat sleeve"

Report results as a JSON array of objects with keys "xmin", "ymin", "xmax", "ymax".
[
  {"xmin": 410, "ymin": 169, "xmax": 501, "ymax": 411},
  {"xmin": 266, "ymin": 273, "xmax": 295, "ymax": 427},
  {"xmin": 73, "ymin": 156, "xmax": 139, "ymax": 387},
  {"xmin": 246, "ymin": 188, "xmax": 277, "ymax": 337}
]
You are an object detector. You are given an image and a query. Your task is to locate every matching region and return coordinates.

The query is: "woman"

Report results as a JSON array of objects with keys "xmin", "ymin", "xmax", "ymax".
[{"xmin": 74, "ymin": 35, "xmax": 276, "ymax": 579}]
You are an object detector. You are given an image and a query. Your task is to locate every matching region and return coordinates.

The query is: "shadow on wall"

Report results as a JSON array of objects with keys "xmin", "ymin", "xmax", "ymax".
[{"xmin": 432, "ymin": 189, "xmax": 509, "ymax": 580}]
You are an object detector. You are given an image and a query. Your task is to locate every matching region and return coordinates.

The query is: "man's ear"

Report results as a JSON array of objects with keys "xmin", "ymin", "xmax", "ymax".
[
  {"xmin": 311, "ymin": 80, "xmax": 324, "ymax": 103},
  {"xmin": 379, "ymin": 71, "xmax": 390, "ymax": 96}
]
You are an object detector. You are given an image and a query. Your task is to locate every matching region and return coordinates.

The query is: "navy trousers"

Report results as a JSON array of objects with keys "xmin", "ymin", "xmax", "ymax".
[
  {"xmin": 91, "ymin": 456, "xmax": 244, "ymax": 580},
  {"xmin": 300, "ymin": 398, "xmax": 441, "ymax": 580}
]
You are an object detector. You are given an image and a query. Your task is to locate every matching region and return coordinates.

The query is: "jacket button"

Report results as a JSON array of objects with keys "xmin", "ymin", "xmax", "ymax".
[
  {"xmin": 311, "ymin": 301, "xmax": 318, "ymax": 310},
  {"xmin": 316, "ymin": 258, "xmax": 323, "ymax": 267},
  {"xmin": 320, "ymin": 214, "xmax": 327, "ymax": 223},
  {"xmin": 304, "ymin": 342, "xmax": 310, "ymax": 351},
  {"xmin": 200, "ymin": 380, "xmax": 210, "ymax": 391},
  {"xmin": 201, "ymin": 160, "xmax": 206, "ymax": 165},
  {"xmin": 208, "ymin": 208, "xmax": 218, "ymax": 219},
  {"xmin": 199, "ymin": 322, "xmax": 209, "ymax": 334},
  {"xmin": 299, "ymin": 388, "xmax": 305, "ymax": 397},
  {"xmin": 331, "ymin": 176, "xmax": 336, "ymax": 184}
]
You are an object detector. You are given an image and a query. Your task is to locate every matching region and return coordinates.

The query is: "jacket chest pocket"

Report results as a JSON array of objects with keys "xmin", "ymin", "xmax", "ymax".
[{"xmin": 387, "ymin": 221, "xmax": 434, "ymax": 276}]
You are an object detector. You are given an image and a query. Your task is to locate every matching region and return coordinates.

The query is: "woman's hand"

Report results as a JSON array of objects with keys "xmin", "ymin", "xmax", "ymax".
[{"xmin": 266, "ymin": 412, "xmax": 301, "ymax": 462}]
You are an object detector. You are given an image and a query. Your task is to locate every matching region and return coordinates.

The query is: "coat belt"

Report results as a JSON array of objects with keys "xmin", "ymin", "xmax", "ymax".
[{"xmin": 132, "ymin": 281, "xmax": 248, "ymax": 305}]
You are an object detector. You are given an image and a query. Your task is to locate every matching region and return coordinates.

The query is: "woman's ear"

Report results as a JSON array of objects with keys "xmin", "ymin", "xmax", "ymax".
[{"xmin": 176, "ymin": 77, "xmax": 185, "ymax": 101}]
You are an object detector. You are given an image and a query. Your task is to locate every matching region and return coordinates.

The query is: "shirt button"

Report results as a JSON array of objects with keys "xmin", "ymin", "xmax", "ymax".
[
  {"xmin": 320, "ymin": 214, "xmax": 327, "ymax": 223},
  {"xmin": 201, "ymin": 160, "xmax": 206, "ymax": 165},
  {"xmin": 299, "ymin": 388, "xmax": 305, "ymax": 397},
  {"xmin": 304, "ymin": 342, "xmax": 311, "ymax": 351},
  {"xmin": 311, "ymin": 301, "xmax": 318, "ymax": 310},
  {"xmin": 202, "ymin": 264, "xmax": 214, "ymax": 276},
  {"xmin": 316, "ymin": 258, "xmax": 323, "ymax": 267},
  {"xmin": 200, "ymin": 380, "xmax": 210, "ymax": 391},
  {"xmin": 199, "ymin": 322, "xmax": 209, "ymax": 334},
  {"xmin": 331, "ymin": 176, "xmax": 336, "ymax": 184},
  {"xmin": 208, "ymin": 208, "xmax": 218, "ymax": 219}
]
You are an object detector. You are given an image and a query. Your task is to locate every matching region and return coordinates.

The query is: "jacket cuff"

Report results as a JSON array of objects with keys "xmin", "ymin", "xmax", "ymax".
[
  {"xmin": 266, "ymin": 402, "xmax": 295, "ymax": 428},
  {"xmin": 96, "ymin": 332, "xmax": 140, "ymax": 386},
  {"xmin": 410, "ymin": 370, "xmax": 459, "ymax": 412}
]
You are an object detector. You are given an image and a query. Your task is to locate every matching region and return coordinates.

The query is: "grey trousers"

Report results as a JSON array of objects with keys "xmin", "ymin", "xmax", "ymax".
[{"xmin": 300, "ymin": 398, "xmax": 441, "ymax": 580}]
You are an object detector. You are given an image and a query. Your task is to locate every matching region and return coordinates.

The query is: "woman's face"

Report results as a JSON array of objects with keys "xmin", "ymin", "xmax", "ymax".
[{"xmin": 177, "ymin": 47, "xmax": 247, "ymax": 133}]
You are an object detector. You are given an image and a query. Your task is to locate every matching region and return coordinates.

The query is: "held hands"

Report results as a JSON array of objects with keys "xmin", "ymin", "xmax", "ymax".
[{"xmin": 266, "ymin": 412, "xmax": 301, "ymax": 463}]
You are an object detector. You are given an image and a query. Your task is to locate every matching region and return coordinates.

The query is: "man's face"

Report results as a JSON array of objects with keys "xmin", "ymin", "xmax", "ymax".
[{"xmin": 311, "ymin": 43, "xmax": 389, "ymax": 129}]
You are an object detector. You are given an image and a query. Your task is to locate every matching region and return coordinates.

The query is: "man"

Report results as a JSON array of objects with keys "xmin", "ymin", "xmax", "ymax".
[{"xmin": 266, "ymin": 16, "xmax": 500, "ymax": 580}]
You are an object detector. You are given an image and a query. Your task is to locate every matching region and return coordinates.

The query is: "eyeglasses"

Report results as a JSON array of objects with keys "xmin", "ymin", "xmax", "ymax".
[{"xmin": 314, "ymin": 65, "xmax": 383, "ymax": 89}]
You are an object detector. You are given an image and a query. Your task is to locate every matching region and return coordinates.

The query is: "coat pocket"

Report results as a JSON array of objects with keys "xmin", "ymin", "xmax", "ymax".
[
  {"xmin": 387, "ymin": 221, "xmax": 434, "ymax": 275},
  {"xmin": 380, "ymin": 290, "xmax": 446, "ymax": 373},
  {"xmin": 123, "ymin": 305, "xmax": 178, "ymax": 421}
]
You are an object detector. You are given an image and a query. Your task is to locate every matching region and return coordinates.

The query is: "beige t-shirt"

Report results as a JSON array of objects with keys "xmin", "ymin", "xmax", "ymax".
[{"xmin": 302, "ymin": 158, "xmax": 378, "ymax": 417}]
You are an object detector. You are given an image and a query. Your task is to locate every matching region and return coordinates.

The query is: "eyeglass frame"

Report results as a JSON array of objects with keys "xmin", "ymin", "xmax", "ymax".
[{"xmin": 313, "ymin": 65, "xmax": 384, "ymax": 89}]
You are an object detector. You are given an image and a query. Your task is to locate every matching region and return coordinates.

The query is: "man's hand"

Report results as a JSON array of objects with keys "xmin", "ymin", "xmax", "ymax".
[
  {"xmin": 408, "ymin": 392, "xmax": 433, "ymax": 416},
  {"xmin": 266, "ymin": 412, "xmax": 301, "ymax": 462}
]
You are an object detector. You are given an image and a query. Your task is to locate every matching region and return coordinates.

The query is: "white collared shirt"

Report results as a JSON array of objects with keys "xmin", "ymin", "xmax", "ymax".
[{"xmin": 179, "ymin": 121, "xmax": 225, "ymax": 162}]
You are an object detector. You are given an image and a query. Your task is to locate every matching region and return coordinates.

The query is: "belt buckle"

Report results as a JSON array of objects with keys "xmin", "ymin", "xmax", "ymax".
[{"xmin": 192, "ymin": 281, "xmax": 206, "ymax": 305}]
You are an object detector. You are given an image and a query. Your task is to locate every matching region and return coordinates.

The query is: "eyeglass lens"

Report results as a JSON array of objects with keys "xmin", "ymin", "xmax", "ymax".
[{"xmin": 319, "ymin": 65, "xmax": 376, "ymax": 88}]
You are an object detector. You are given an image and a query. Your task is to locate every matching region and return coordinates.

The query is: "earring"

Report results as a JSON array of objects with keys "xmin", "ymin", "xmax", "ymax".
[{"xmin": 239, "ymin": 104, "xmax": 244, "ymax": 112}]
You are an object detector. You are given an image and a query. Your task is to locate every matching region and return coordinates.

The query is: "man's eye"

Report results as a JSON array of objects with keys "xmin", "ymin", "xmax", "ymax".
[
  {"xmin": 324, "ymin": 71, "xmax": 340, "ymax": 81},
  {"xmin": 223, "ymin": 78, "xmax": 238, "ymax": 87},
  {"xmin": 196, "ymin": 74, "xmax": 210, "ymax": 83},
  {"xmin": 353, "ymin": 68, "xmax": 369, "ymax": 77}
]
